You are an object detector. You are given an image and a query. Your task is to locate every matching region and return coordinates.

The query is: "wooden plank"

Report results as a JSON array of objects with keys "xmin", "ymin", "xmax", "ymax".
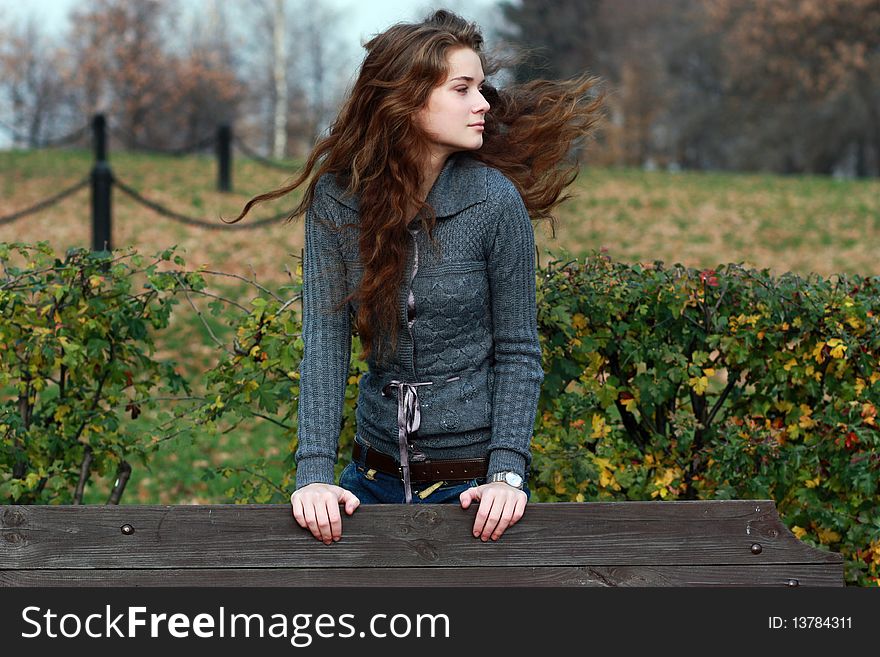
[
  {"xmin": 1, "ymin": 501, "xmax": 841, "ymax": 570},
  {"xmin": 0, "ymin": 564, "xmax": 843, "ymax": 587}
]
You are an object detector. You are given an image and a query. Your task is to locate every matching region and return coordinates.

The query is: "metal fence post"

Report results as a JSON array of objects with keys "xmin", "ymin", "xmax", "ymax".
[{"xmin": 91, "ymin": 114, "xmax": 112, "ymax": 252}]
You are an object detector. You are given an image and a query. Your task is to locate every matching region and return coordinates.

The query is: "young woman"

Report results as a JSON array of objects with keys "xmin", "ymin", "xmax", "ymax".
[{"xmin": 232, "ymin": 10, "xmax": 601, "ymax": 544}]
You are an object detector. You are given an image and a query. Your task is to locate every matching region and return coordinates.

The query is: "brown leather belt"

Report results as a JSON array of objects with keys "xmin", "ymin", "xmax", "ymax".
[{"xmin": 353, "ymin": 442, "xmax": 487, "ymax": 483}]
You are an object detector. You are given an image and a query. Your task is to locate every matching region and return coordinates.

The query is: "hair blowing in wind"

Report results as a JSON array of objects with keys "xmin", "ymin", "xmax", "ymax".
[{"xmin": 227, "ymin": 9, "xmax": 604, "ymax": 365}]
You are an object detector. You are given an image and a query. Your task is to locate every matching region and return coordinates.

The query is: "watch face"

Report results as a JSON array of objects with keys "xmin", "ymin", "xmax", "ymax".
[{"xmin": 505, "ymin": 472, "xmax": 523, "ymax": 488}]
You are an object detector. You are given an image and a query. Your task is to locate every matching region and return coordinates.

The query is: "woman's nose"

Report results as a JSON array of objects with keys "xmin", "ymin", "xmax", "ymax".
[{"xmin": 474, "ymin": 93, "xmax": 490, "ymax": 114}]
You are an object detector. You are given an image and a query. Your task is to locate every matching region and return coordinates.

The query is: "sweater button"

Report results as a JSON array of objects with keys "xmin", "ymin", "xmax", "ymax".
[{"xmin": 440, "ymin": 408, "xmax": 459, "ymax": 430}]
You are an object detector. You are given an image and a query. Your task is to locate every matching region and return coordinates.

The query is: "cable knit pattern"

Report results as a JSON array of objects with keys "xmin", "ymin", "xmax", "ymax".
[{"xmin": 295, "ymin": 152, "xmax": 544, "ymax": 488}]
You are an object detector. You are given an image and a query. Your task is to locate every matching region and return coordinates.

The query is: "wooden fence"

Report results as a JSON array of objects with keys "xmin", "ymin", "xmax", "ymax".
[{"xmin": 0, "ymin": 500, "xmax": 843, "ymax": 587}]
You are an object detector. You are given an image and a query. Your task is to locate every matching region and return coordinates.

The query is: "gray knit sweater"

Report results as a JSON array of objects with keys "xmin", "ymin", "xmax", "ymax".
[{"xmin": 295, "ymin": 152, "xmax": 544, "ymax": 488}]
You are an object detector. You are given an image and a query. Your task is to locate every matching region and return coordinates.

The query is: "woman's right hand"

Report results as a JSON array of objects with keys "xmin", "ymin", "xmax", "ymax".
[{"xmin": 290, "ymin": 483, "xmax": 361, "ymax": 545}]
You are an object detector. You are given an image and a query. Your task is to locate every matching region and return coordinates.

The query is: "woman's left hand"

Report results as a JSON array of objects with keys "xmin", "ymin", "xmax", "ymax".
[{"xmin": 459, "ymin": 482, "xmax": 527, "ymax": 541}]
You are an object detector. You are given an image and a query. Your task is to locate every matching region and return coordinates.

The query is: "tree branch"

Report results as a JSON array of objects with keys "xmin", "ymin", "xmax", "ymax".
[
  {"xmin": 106, "ymin": 460, "xmax": 132, "ymax": 505},
  {"xmin": 73, "ymin": 445, "xmax": 93, "ymax": 505}
]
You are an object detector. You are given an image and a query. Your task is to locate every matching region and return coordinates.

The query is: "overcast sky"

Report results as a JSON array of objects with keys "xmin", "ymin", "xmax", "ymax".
[
  {"xmin": 1, "ymin": 0, "xmax": 502, "ymax": 50},
  {"xmin": 0, "ymin": 0, "xmax": 507, "ymax": 147}
]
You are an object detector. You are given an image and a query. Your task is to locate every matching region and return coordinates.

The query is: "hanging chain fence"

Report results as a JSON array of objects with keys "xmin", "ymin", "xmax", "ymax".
[
  {"xmin": 105, "ymin": 124, "xmax": 217, "ymax": 157},
  {"xmin": 0, "ymin": 119, "xmax": 91, "ymax": 149},
  {"xmin": 113, "ymin": 175, "xmax": 292, "ymax": 230},
  {"xmin": 0, "ymin": 176, "xmax": 91, "ymax": 226},
  {"xmin": 233, "ymin": 137, "xmax": 299, "ymax": 172}
]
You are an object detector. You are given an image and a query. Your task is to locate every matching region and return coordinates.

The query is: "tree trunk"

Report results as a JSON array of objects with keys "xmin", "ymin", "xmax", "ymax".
[{"xmin": 272, "ymin": 0, "xmax": 288, "ymax": 160}]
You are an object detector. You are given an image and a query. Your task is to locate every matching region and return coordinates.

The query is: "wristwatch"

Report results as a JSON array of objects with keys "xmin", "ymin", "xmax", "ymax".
[{"xmin": 489, "ymin": 471, "xmax": 524, "ymax": 490}]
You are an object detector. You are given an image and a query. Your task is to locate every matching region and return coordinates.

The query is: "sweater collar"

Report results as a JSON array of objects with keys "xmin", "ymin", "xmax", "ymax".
[{"xmin": 325, "ymin": 153, "xmax": 488, "ymax": 218}]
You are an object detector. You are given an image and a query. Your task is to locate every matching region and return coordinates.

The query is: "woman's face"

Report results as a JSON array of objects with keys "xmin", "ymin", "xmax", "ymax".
[{"xmin": 417, "ymin": 47, "xmax": 491, "ymax": 161}]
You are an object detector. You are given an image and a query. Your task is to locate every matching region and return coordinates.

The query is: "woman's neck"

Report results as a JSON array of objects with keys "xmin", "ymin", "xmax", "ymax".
[{"xmin": 418, "ymin": 152, "xmax": 450, "ymax": 202}]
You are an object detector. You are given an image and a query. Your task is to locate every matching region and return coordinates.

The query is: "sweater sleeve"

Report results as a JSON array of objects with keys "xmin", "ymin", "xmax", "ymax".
[
  {"xmin": 294, "ymin": 193, "xmax": 352, "ymax": 488},
  {"xmin": 485, "ymin": 182, "xmax": 545, "ymax": 480}
]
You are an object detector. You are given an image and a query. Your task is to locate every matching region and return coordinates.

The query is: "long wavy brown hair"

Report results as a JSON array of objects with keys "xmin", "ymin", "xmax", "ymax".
[{"xmin": 227, "ymin": 9, "xmax": 603, "ymax": 365}]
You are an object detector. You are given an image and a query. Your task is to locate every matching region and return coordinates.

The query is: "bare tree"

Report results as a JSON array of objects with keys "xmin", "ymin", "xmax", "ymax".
[
  {"xmin": 0, "ymin": 16, "xmax": 69, "ymax": 147},
  {"xmin": 288, "ymin": 0, "xmax": 351, "ymax": 153},
  {"xmin": 272, "ymin": 0, "xmax": 289, "ymax": 159}
]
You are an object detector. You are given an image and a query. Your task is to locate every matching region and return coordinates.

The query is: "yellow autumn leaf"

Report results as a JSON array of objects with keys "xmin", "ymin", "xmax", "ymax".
[
  {"xmin": 689, "ymin": 375, "xmax": 709, "ymax": 395},
  {"xmin": 816, "ymin": 528, "xmax": 841, "ymax": 544},
  {"xmin": 862, "ymin": 403, "xmax": 877, "ymax": 426},
  {"xmin": 703, "ymin": 367, "xmax": 715, "ymax": 377},
  {"xmin": 599, "ymin": 468, "xmax": 621, "ymax": 491},
  {"xmin": 53, "ymin": 404, "xmax": 71, "ymax": 422},
  {"xmin": 847, "ymin": 316, "xmax": 863, "ymax": 330},
  {"xmin": 553, "ymin": 470, "xmax": 566, "ymax": 495},
  {"xmin": 591, "ymin": 414, "xmax": 611, "ymax": 439},
  {"xmin": 791, "ymin": 525, "xmax": 807, "ymax": 540},
  {"xmin": 775, "ymin": 400, "xmax": 794, "ymax": 413},
  {"xmin": 650, "ymin": 468, "xmax": 678, "ymax": 498},
  {"xmin": 657, "ymin": 469, "xmax": 675, "ymax": 486},
  {"xmin": 827, "ymin": 338, "xmax": 847, "ymax": 359},
  {"xmin": 812, "ymin": 341, "xmax": 826, "ymax": 363},
  {"xmin": 572, "ymin": 313, "xmax": 587, "ymax": 330},
  {"xmin": 804, "ymin": 475, "xmax": 820, "ymax": 488},
  {"xmin": 798, "ymin": 403, "xmax": 815, "ymax": 429},
  {"xmin": 783, "ymin": 358, "xmax": 797, "ymax": 371}
]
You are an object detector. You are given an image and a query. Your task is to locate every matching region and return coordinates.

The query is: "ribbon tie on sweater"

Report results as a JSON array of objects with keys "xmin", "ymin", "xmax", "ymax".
[{"xmin": 382, "ymin": 379, "xmax": 433, "ymax": 503}]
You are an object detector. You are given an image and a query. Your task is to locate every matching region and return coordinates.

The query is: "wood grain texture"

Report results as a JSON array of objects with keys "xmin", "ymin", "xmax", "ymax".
[
  {"xmin": 0, "ymin": 501, "xmax": 844, "ymax": 587},
  {"xmin": 0, "ymin": 565, "xmax": 842, "ymax": 587}
]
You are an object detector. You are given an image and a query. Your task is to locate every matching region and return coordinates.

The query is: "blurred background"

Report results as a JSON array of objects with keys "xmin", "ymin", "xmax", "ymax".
[
  {"xmin": 2, "ymin": 0, "xmax": 879, "ymax": 281},
  {"xmin": 2, "ymin": 0, "xmax": 879, "ymax": 172}
]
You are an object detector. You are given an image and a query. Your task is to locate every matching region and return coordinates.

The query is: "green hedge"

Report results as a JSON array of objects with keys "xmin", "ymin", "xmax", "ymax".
[
  {"xmin": 532, "ymin": 251, "xmax": 879, "ymax": 586},
  {"xmin": 0, "ymin": 243, "xmax": 193, "ymax": 504},
  {"xmin": 2, "ymin": 242, "xmax": 878, "ymax": 585}
]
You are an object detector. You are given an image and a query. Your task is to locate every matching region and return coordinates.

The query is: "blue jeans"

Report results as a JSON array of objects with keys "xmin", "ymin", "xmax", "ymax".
[{"xmin": 340, "ymin": 434, "xmax": 530, "ymax": 504}]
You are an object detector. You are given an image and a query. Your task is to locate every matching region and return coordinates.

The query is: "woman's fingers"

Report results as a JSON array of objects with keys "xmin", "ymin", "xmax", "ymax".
[
  {"xmin": 464, "ymin": 483, "xmax": 527, "ymax": 541},
  {"xmin": 290, "ymin": 493, "xmax": 307, "ymax": 529},
  {"xmin": 477, "ymin": 493, "xmax": 505, "ymax": 541},
  {"xmin": 290, "ymin": 484, "xmax": 360, "ymax": 544},
  {"xmin": 338, "ymin": 488, "xmax": 361, "ymax": 515}
]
